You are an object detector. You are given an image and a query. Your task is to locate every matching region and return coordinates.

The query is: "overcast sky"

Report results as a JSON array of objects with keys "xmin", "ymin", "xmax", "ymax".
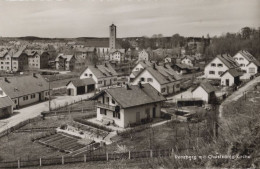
[{"xmin": 0, "ymin": 0, "xmax": 259, "ymax": 38}]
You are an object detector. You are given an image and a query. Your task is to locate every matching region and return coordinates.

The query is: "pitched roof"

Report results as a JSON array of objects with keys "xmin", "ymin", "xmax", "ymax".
[
  {"xmin": 0, "ymin": 74, "xmax": 49, "ymax": 98},
  {"xmin": 221, "ymin": 69, "xmax": 244, "ymax": 77},
  {"xmin": 104, "ymin": 84, "xmax": 166, "ymax": 108},
  {"xmin": 192, "ymin": 82, "xmax": 216, "ymax": 94},
  {"xmin": 216, "ymin": 54, "xmax": 239, "ymax": 69},
  {"xmin": 137, "ymin": 64, "xmax": 181, "ymax": 85},
  {"xmin": 238, "ymin": 50, "xmax": 260, "ymax": 67},
  {"xmin": 0, "ymin": 96, "xmax": 15, "ymax": 109},
  {"xmin": 67, "ymin": 78, "xmax": 95, "ymax": 87},
  {"xmin": 87, "ymin": 63, "xmax": 118, "ymax": 79},
  {"xmin": 0, "ymin": 50, "xmax": 8, "ymax": 58},
  {"xmin": 55, "ymin": 54, "xmax": 75, "ymax": 62},
  {"xmin": 110, "ymin": 49, "xmax": 125, "ymax": 54}
]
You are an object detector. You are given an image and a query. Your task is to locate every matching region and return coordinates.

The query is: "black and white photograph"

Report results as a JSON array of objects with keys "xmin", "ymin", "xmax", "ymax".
[{"xmin": 0, "ymin": 0, "xmax": 259, "ymax": 168}]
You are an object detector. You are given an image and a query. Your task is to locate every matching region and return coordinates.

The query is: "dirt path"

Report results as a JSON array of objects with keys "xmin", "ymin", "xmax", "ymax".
[{"xmin": 219, "ymin": 76, "xmax": 260, "ymax": 118}]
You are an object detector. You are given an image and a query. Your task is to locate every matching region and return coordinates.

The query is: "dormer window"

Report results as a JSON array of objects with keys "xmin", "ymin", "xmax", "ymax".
[
  {"xmin": 217, "ymin": 64, "xmax": 223, "ymax": 67},
  {"xmin": 239, "ymin": 58, "xmax": 244, "ymax": 60},
  {"xmin": 211, "ymin": 63, "xmax": 216, "ymax": 67}
]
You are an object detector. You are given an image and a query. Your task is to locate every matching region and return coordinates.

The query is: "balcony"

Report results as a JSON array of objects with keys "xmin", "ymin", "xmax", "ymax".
[{"xmin": 96, "ymin": 102, "xmax": 116, "ymax": 111}]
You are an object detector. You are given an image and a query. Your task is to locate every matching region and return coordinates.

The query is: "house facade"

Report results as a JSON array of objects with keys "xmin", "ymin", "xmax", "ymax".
[
  {"xmin": 220, "ymin": 69, "xmax": 243, "ymax": 86},
  {"xmin": 66, "ymin": 78, "xmax": 95, "ymax": 96},
  {"xmin": 181, "ymin": 56, "xmax": 194, "ymax": 67},
  {"xmin": 109, "ymin": 49, "xmax": 125, "ymax": 63},
  {"xmin": 192, "ymin": 82, "xmax": 216, "ymax": 103},
  {"xmin": 93, "ymin": 84, "xmax": 166, "ymax": 128},
  {"xmin": 138, "ymin": 50, "xmax": 149, "ymax": 61},
  {"xmin": 80, "ymin": 63, "xmax": 118, "ymax": 89},
  {"xmin": 0, "ymin": 74, "xmax": 49, "ymax": 109},
  {"xmin": 55, "ymin": 54, "xmax": 76, "ymax": 71},
  {"xmin": 204, "ymin": 54, "xmax": 239, "ymax": 79},
  {"xmin": 0, "ymin": 87, "xmax": 15, "ymax": 119},
  {"xmin": 26, "ymin": 50, "xmax": 49, "ymax": 69},
  {"xmin": 131, "ymin": 64, "xmax": 181, "ymax": 95},
  {"xmin": 233, "ymin": 50, "xmax": 260, "ymax": 78}
]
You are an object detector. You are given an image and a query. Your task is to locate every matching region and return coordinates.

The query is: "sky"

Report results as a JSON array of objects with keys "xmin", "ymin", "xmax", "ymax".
[{"xmin": 0, "ymin": 0, "xmax": 259, "ymax": 38}]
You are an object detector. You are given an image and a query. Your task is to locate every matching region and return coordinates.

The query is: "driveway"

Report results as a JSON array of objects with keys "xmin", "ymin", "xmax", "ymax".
[
  {"xmin": 219, "ymin": 76, "xmax": 260, "ymax": 118},
  {"xmin": 0, "ymin": 93, "xmax": 94, "ymax": 133}
]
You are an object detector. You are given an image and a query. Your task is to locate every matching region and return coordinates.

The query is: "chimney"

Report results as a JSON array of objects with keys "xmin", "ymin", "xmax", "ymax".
[{"xmin": 138, "ymin": 81, "xmax": 143, "ymax": 88}]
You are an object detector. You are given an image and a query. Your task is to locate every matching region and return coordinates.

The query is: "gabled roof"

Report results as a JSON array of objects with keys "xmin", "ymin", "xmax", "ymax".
[
  {"xmin": 136, "ymin": 64, "xmax": 181, "ymax": 85},
  {"xmin": 192, "ymin": 82, "xmax": 216, "ymax": 94},
  {"xmin": 55, "ymin": 54, "xmax": 75, "ymax": 62},
  {"xmin": 216, "ymin": 54, "xmax": 239, "ymax": 69},
  {"xmin": 86, "ymin": 63, "xmax": 118, "ymax": 79},
  {"xmin": 0, "ymin": 96, "xmax": 15, "ymax": 109},
  {"xmin": 0, "ymin": 74, "xmax": 49, "ymax": 98},
  {"xmin": 220, "ymin": 69, "xmax": 244, "ymax": 77},
  {"xmin": 67, "ymin": 78, "xmax": 95, "ymax": 87},
  {"xmin": 0, "ymin": 50, "xmax": 8, "ymax": 58},
  {"xmin": 237, "ymin": 50, "xmax": 260, "ymax": 67},
  {"xmin": 94, "ymin": 84, "xmax": 166, "ymax": 108},
  {"xmin": 110, "ymin": 49, "xmax": 125, "ymax": 54}
]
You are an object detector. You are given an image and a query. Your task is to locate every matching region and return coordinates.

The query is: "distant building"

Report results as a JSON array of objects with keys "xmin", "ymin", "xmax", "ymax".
[
  {"xmin": 181, "ymin": 56, "xmax": 195, "ymax": 67},
  {"xmin": 131, "ymin": 63, "xmax": 181, "ymax": 95},
  {"xmin": 204, "ymin": 54, "xmax": 239, "ymax": 79},
  {"xmin": 0, "ymin": 74, "xmax": 49, "ymax": 109},
  {"xmin": 220, "ymin": 69, "xmax": 243, "ymax": 86},
  {"xmin": 233, "ymin": 50, "xmax": 260, "ymax": 78},
  {"xmin": 109, "ymin": 49, "xmax": 125, "ymax": 63},
  {"xmin": 80, "ymin": 63, "xmax": 118, "ymax": 89},
  {"xmin": 92, "ymin": 83, "xmax": 166, "ymax": 128},
  {"xmin": 25, "ymin": 50, "xmax": 49, "ymax": 69},
  {"xmin": 55, "ymin": 54, "xmax": 76, "ymax": 71},
  {"xmin": 66, "ymin": 78, "xmax": 96, "ymax": 96},
  {"xmin": 109, "ymin": 24, "xmax": 116, "ymax": 50},
  {"xmin": 138, "ymin": 50, "xmax": 149, "ymax": 61}
]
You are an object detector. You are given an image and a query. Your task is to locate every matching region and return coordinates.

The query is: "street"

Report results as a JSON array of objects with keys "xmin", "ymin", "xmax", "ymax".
[{"xmin": 0, "ymin": 93, "xmax": 94, "ymax": 134}]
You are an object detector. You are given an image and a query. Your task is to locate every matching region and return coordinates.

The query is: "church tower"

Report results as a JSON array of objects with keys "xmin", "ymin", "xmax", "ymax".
[{"xmin": 109, "ymin": 24, "xmax": 116, "ymax": 50}]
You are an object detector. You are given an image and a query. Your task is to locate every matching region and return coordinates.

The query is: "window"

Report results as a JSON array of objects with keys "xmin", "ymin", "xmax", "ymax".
[
  {"xmin": 114, "ymin": 112, "xmax": 120, "ymax": 119},
  {"xmin": 31, "ymin": 94, "xmax": 35, "ymax": 98},
  {"xmin": 145, "ymin": 108, "xmax": 150, "ymax": 118},
  {"xmin": 0, "ymin": 62, "xmax": 3, "ymax": 64},
  {"xmin": 176, "ymin": 84, "xmax": 180, "ymax": 88},
  {"xmin": 140, "ymin": 77, "xmax": 145, "ymax": 82},
  {"xmin": 147, "ymin": 78, "xmax": 153, "ymax": 82},
  {"xmin": 84, "ymin": 73, "xmax": 88, "ymax": 76},
  {"xmin": 98, "ymin": 81, "xmax": 102, "ymax": 84},
  {"xmin": 23, "ymin": 96, "xmax": 28, "ymax": 100},
  {"xmin": 249, "ymin": 68, "xmax": 256, "ymax": 73},
  {"xmin": 218, "ymin": 71, "xmax": 223, "ymax": 75},
  {"xmin": 100, "ymin": 109, "xmax": 107, "ymax": 115},
  {"xmin": 211, "ymin": 63, "xmax": 216, "ymax": 67},
  {"xmin": 89, "ymin": 74, "xmax": 93, "ymax": 77},
  {"xmin": 6, "ymin": 62, "xmax": 9, "ymax": 64},
  {"xmin": 112, "ymin": 99, "xmax": 115, "ymax": 104},
  {"xmin": 240, "ymin": 64, "xmax": 245, "ymax": 67},
  {"xmin": 161, "ymin": 88, "xmax": 166, "ymax": 93},
  {"xmin": 13, "ymin": 62, "xmax": 17, "ymax": 65},
  {"xmin": 209, "ymin": 71, "xmax": 215, "ymax": 74},
  {"xmin": 239, "ymin": 58, "xmax": 244, "ymax": 60},
  {"xmin": 217, "ymin": 64, "xmax": 223, "ymax": 67},
  {"xmin": 106, "ymin": 97, "xmax": 109, "ymax": 103},
  {"xmin": 114, "ymin": 78, "xmax": 117, "ymax": 81}
]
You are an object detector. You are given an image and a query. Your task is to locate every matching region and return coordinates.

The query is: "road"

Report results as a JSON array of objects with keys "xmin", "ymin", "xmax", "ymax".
[
  {"xmin": 219, "ymin": 76, "xmax": 260, "ymax": 118},
  {"xmin": 0, "ymin": 93, "xmax": 94, "ymax": 134}
]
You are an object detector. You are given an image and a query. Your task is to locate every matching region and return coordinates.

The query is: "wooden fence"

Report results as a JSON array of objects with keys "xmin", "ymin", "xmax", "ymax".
[{"xmin": 0, "ymin": 149, "xmax": 173, "ymax": 168}]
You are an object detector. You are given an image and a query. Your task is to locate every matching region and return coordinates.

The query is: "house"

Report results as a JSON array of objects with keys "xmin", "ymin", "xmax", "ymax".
[
  {"xmin": 80, "ymin": 63, "xmax": 118, "ymax": 89},
  {"xmin": 181, "ymin": 55, "xmax": 195, "ymax": 67},
  {"xmin": 129, "ymin": 60, "xmax": 155, "ymax": 81},
  {"xmin": 0, "ymin": 74, "xmax": 49, "ymax": 109},
  {"xmin": 66, "ymin": 78, "xmax": 96, "ymax": 96},
  {"xmin": 131, "ymin": 63, "xmax": 181, "ymax": 95},
  {"xmin": 233, "ymin": 50, "xmax": 260, "ymax": 78},
  {"xmin": 204, "ymin": 54, "xmax": 239, "ymax": 79},
  {"xmin": 92, "ymin": 83, "xmax": 166, "ymax": 128},
  {"xmin": 192, "ymin": 82, "xmax": 216, "ymax": 103},
  {"xmin": 0, "ymin": 48, "xmax": 28, "ymax": 72},
  {"xmin": 172, "ymin": 63, "xmax": 194, "ymax": 75},
  {"xmin": 220, "ymin": 69, "xmax": 243, "ymax": 86},
  {"xmin": 0, "ymin": 88, "xmax": 15, "ymax": 119},
  {"xmin": 74, "ymin": 47, "xmax": 97, "ymax": 60},
  {"xmin": 25, "ymin": 50, "xmax": 49, "ymax": 69},
  {"xmin": 138, "ymin": 50, "xmax": 149, "ymax": 61},
  {"xmin": 109, "ymin": 49, "xmax": 125, "ymax": 63},
  {"xmin": 55, "ymin": 54, "xmax": 76, "ymax": 71}
]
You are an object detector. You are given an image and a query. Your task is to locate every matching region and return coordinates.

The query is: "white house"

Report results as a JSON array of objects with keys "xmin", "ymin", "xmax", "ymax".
[
  {"xmin": 66, "ymin": 78, "xmax": 96, "ymax": 96},
  {"xmin": 80, "ymin": 63, "xmax": 118, "ymax": 89},
  {"xmin": 0, "ymin": 87, "xmax": 15, "ymax": 119},
  {"xmin": 55, "ymin": 54, "xmax": 76, "ymax": 71},
  {"xmin": 138, "ymin": 50, "xmax": 149, "ymax": 61},
  {"xmin": 181, "ymin": 56, "xmax": 195, "ymax": 67},
  {"xmin": 233, "ymin": 50, "xmax": 260, "ymax": 78},
  {"xmin": 129, "ymin": 60, "xmax": 154, "ymax": 80},
  {"xmin": 204, "ymin": 54, "xmax": 239, "ymax": 79},
  {"xmin": 220, "ymin": 69, "xmax": 243, "ymax": 86},
  {"xmin": 192, "ymin": 82, "xmax": 216, "ymax": 103},
  {"xmin": 0, "ymin": 74, "xmax": 49, "ymax": 109},
  {"xmin": 131, "ymin": 63, "xmax": 181, "ymax": 96},
  {"xmin": 109, "ymin": 49, "xmax": 125, "ymax": 63},
  {"xmin": 92, "ymin": 83, "xmax": 166, "ymax": 128}
]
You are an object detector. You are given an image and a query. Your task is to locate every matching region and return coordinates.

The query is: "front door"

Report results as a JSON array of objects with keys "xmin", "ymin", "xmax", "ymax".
[
  {"xmin": 153, "ymin": 107, "xmax": 156, "ymax": 118},
  {"xmin": 226, "ymin": 79, "xmax": 229, "ymax": 86},
  {"xmin": 39, "ymin": 93, "xmax": 42, "ymax": 101},
  {"xmin": 136, "ymin": 112, "xmax": 140, "ymax": 123}
]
